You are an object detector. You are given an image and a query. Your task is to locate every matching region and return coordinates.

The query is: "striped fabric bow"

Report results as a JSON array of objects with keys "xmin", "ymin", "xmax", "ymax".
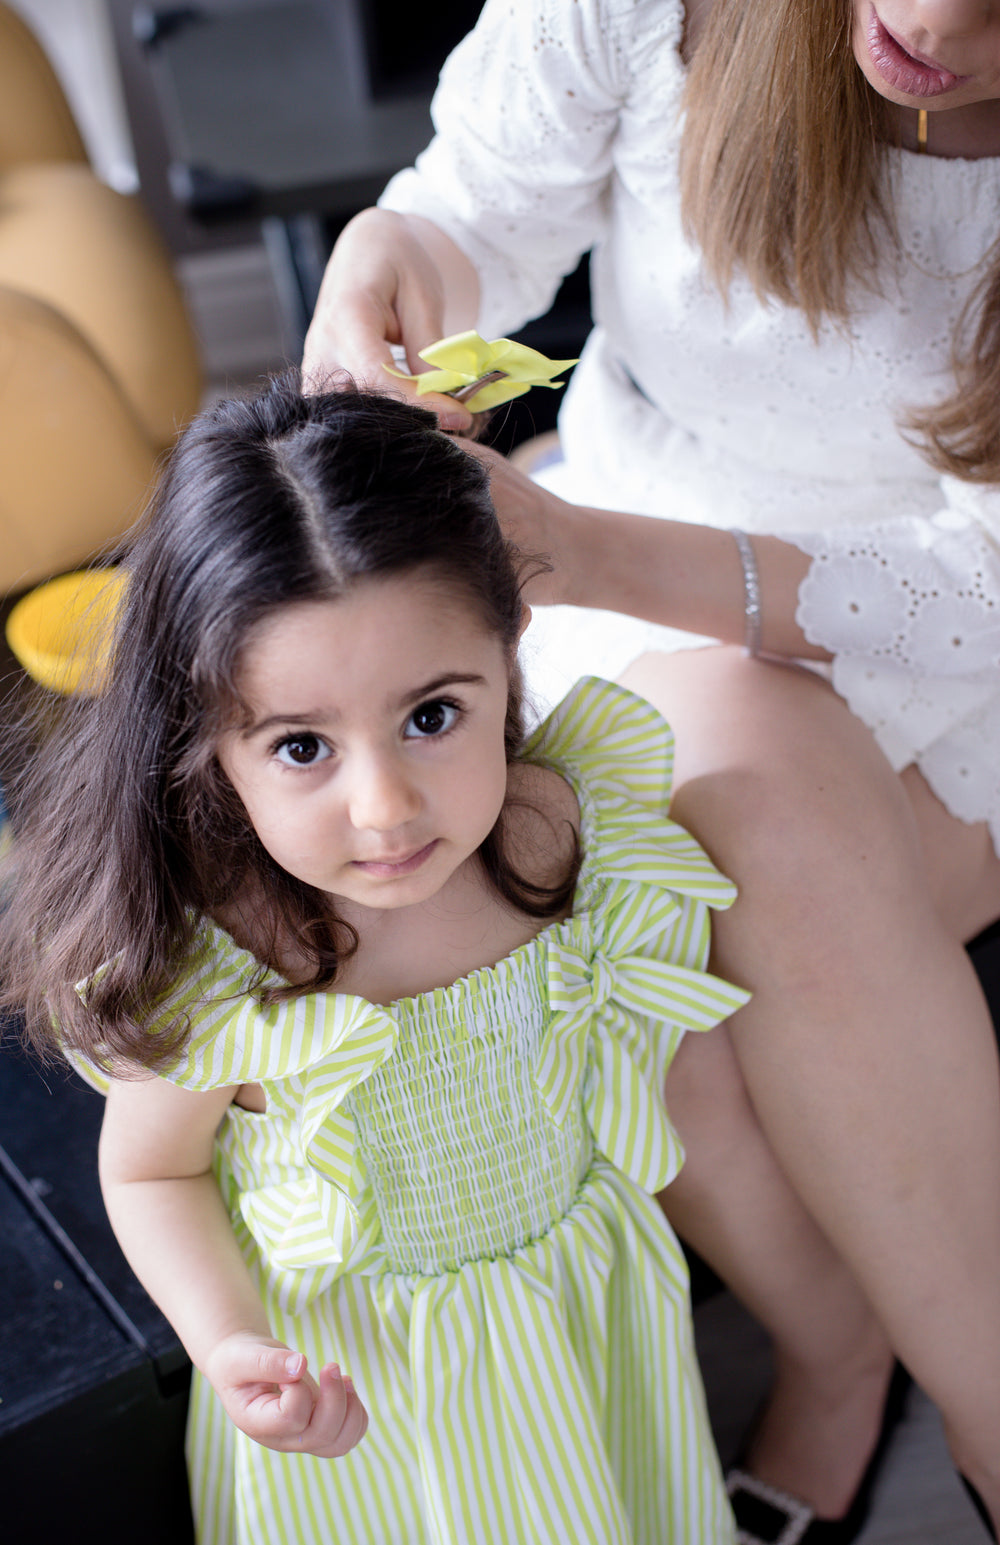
[{"xmin": 536, "ymin": 922, "xmax": 746, "ymax": 1195}]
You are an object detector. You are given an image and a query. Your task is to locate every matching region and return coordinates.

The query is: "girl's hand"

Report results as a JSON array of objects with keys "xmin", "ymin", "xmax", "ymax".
[
  {"xmin": 301, "ymin": 207, "xmax": 477, "ymax": 434},
  {"xmin": 205, "ymin": 1332, "xmax": 369, "ymax": 1458}
]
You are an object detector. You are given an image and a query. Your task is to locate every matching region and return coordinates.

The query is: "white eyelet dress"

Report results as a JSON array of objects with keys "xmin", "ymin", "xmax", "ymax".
[
  {"xmin": 74, "ymin": 680, "xmax": 749, "ymax": 1545},
  {"xmin": 379, "ymin": 0, "xmax": 1000, "ymax": 851}
]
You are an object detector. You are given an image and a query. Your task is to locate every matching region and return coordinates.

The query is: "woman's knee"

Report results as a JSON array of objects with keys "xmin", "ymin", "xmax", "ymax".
[
  {"xmin": 625, "ymin": 649, "xmax": 914, "ymax": 861},
  {"xmin": 620, "ymin": 648, "xmax": 936, "ymax": 972},
  {"xmin": 901, "ymin": 764, "xmax": 1000, "ymax": 942}
]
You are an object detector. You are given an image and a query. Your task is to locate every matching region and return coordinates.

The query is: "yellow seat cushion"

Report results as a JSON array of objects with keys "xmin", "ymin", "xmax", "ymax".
[
  {"xmin": 0, "ymin": 163, "xmax": 202, "ymax": 448},
  {"xmin": 0, "ymin": 2, "xmax": 87, "ymax": 172},
  {"xmin": 0, "ymin": 287, "xmax": 159, "ymax": 593}
]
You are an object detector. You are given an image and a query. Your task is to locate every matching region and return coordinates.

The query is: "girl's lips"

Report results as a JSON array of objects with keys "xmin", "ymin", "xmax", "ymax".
[
  {"xmin": 352, "ymin": 840, "xmax": 438, "ymax": 877},
  {"xmin": 866, "ymin": 8, "xmax": 969, "ymax": 98}
]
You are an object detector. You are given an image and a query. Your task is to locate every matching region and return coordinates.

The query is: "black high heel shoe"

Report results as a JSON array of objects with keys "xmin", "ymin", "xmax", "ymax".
[
  {"xmin": 725, "ymin": 1360, "xmax": 911, "ymax": 1545},
  {"xmin": 960, "ymin": 1476, "xmax": 998, "ymax": 1541}
]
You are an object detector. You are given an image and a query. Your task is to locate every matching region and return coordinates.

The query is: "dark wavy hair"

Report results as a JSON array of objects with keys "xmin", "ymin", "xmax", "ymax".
[{"xmin": 0, "ymin": 376, "xmax": 578, "ymax": 1069}]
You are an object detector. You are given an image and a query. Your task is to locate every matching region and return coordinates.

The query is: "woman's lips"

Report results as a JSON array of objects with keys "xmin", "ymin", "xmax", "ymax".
[{"xmin": 866, "ymin": 8, "xmax": 969, "ymax": 98}]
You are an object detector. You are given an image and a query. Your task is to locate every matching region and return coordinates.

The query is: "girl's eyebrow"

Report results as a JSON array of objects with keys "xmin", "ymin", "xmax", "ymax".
[
  {"xmin": 397, "ymin": 671, "xmax": 488, "ymax": 708},
  {"xmin": 241, "ymin": 672, "xmax": 489, "ymax": 738},
  {"xmin": 241, "ymin": 709, "xmax": 325, "ymax": 739}
]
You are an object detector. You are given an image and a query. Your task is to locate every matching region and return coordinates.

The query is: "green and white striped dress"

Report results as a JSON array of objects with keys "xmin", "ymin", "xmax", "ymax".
[{"xmin": 87, "ymin": 679, "xmax": 749, "ymax": 1544}]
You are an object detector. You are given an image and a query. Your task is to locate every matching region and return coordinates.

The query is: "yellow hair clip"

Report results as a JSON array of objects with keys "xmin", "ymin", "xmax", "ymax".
[{"xmin": 385, "ymin": 330, "xmax": 578, "ymax": 413}]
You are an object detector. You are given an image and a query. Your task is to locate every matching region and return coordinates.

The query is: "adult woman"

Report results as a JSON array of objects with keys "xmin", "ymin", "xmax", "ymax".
[{"xmin": 302, "ymin": 1, "xmax": 1000, "ymax": 1536}]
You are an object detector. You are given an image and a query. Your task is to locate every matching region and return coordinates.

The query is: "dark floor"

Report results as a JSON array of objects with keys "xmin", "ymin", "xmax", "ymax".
[{"xmin": 695, "ymin": 1290, "xmax": 988, "ymax": 1544}]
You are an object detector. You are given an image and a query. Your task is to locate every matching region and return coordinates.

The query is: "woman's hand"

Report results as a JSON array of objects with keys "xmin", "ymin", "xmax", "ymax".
[
  {"xmin": 301, "ymin": 208, "xmax": 479, "ymax": 433},
  {"xmin": 466, "ymin": 441, "xmax": 821, "ymax": 653},
  {"xmin": 464, "ymin": 440, "xmax": 580, "ymax": 606},
  {"xmin": 205, "ymin": 1332, "xmax": 369, "ymax": 1458}
]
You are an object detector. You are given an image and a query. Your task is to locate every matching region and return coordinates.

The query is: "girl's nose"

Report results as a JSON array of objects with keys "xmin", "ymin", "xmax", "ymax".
[{"xmin": 347, "ymin": 755, "xmax": 421, "ymax": 832}]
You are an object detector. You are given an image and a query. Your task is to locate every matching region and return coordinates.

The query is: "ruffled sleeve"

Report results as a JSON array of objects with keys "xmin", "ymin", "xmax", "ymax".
[
  {"xmin": 527, "ymin": 678, "xmax": 751, "ymax": 1193},
  {"xmin": 73, "ymin": 921, "xmax": 398, "ymax": 1275}
]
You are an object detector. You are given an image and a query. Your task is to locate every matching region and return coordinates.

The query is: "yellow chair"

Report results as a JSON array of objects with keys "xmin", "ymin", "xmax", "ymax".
[{"xmin": 0, "ymin": 2, "xmax": 203, "ymax": 594}]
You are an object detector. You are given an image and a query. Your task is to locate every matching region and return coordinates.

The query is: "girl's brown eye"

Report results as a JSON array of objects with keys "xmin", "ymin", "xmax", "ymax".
[
  {"xmin": 406, "ymin": 700, "xmax": 459, "ymax": 738},
  {"xmin": 275, "ymin": 733, "xmax": 328, "ymax": 766}
]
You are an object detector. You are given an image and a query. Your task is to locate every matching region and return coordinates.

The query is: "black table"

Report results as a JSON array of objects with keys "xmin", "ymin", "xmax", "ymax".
[
  {"xmin": 106, "ymin": 0, "xmax": 592, "ymax": 443},
  {"xmin": 121, "ymin": 0, "xmax": 478, "ymax": 343},
  {"xmin": 0, "ymin": 1032, "xmax": 194, "ymax": 1543}
]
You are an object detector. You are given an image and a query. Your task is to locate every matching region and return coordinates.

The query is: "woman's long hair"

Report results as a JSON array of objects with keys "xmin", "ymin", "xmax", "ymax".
[
  {"xmin": 680, "ymin": 0, "xmax": 1000, "ymax": 481},
  {"xmin": 0, "ymin": 377, "xmax": 578, "ymax": 1069}
]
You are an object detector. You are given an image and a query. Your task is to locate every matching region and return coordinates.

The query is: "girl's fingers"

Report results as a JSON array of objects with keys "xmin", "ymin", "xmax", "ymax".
[
  {"xmin": 339, "ymin": 1378, "xmax": 370, "ymax": 1449},
  {"xmin": 212, "ymin": 1336, "xmax": 306, "ymax": 1388},
  {"xmin": 254, "ymin": 1345, "xmax": 307, "ymax": 1384},
  {"xmin": 266, "ymin": 1374, "xmax": 316, "ymax": 1433},
  {"xmin": 209, "ymin": 1336, "xmax": 368, "ymax": 1455},
  {"xmin": 300, "ymin": 1364, "xmax": 369, "ymax": 1457}
]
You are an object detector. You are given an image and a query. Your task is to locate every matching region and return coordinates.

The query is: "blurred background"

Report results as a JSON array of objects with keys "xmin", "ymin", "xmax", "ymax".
[{"xmin": 12, "ymin": 0, "xmax": 589, "ymax": 394}]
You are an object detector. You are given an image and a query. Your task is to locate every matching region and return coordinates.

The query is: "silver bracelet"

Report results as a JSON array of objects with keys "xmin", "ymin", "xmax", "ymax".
[{"xmin": 729, "ymin": 528, "xmax": 762, "ymax": 657}]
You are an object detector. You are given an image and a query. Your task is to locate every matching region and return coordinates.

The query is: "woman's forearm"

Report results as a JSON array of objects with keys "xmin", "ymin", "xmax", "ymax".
[
  {"xmin": 477, "ymin": 444, "xmax": 827, "ymax": 658},
  {"xmin": 553, "ymin": 503, "xmax": 826, "ymax": 659}
]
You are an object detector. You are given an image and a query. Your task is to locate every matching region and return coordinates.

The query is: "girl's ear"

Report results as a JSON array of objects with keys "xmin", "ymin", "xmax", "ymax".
[{"xmin": 517, "ymin": 604, "xmax": 532, "ymax": 640}]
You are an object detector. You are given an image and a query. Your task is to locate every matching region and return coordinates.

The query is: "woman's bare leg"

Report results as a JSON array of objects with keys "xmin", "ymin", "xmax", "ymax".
[
  {"xmin": 661, "ymin": 1024, "xmax": 893, "ymax": 1516},
  {"xmin": 621, "ymin": 646, "xmax": 1000, "ymax": 1529}
]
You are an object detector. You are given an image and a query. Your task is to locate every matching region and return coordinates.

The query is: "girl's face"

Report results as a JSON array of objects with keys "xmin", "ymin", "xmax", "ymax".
[
  {"xmin": 217, "ymin": 574, "xmax": 518, "ymax": 917},
  {"xmin": 851, "ymin": 2, "xmax": 1000, "ymax": 112}
]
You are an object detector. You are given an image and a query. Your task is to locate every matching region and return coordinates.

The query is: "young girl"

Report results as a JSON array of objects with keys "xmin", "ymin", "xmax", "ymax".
[{"xmin": 1, "ymin": 377, "xmax": 750, "ymax": 1545}]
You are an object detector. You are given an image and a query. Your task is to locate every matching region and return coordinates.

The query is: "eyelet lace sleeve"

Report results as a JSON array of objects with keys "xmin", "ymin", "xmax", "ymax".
[
  {"xmin": 378, "ymin": 0, "xmax": 685, "ymax": 338},
  {"xmin": 790, "ymin": 480, "xmax": 1000, "ymax": 842}
]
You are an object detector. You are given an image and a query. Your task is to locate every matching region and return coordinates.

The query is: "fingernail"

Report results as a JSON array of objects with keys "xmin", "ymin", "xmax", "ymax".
[
  {"xmin": 343, "ymin": 1375, "xmax": 356, "ymax": 1394},
  {"xmin": 285, "ymin": 1353, "xmax": 304, "ymax": 1377}
]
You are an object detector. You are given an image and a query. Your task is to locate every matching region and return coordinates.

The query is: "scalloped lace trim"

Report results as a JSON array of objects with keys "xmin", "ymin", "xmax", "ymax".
[{"xmin": 795, "ymin": 524, "xmax": 1000, "ymax": 847}]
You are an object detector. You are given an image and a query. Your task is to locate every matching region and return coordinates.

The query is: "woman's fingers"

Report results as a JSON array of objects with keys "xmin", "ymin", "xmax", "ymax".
[
  {"xmin": 463, "ymin": 439, "xmax": 568, "ymax": 602},
  {"xmin": 323, "ymin": 300, "xmax": 473, "ymax": 427},
  {"xmin": 301, "ymin": 210, "xmax": 437, "ymax": 375},
  {"xmin": 306, "ymin": 294, "xmax": 473, "ymax": 430},
  {"xmin": 304, "ymin": 289, "xmax": 407, "ymax": 395},
  {"xmin": 301, "ymin": 208, "xmax": 475, "ymax": 432}
]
